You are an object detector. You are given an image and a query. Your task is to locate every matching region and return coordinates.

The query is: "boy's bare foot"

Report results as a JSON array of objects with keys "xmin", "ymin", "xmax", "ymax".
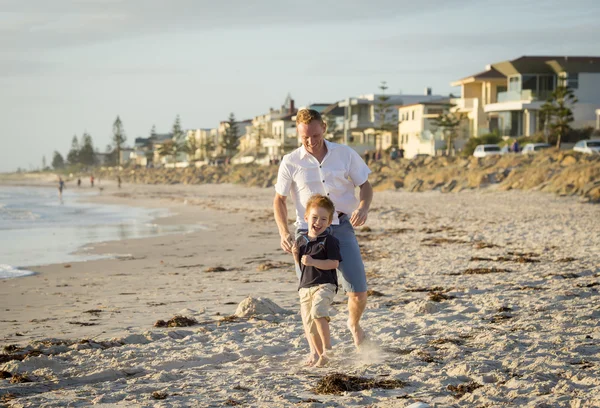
[
  {"xmin": 347, "ymin": 320, "xmax": 366, "ymax": 349},
  {"xmin": 304, "ymin": 352, "xmax": 319, "ymax": 367},
  {"xmin": 315, "ymin": 354, "xmax": 330, "ymax": 367}
]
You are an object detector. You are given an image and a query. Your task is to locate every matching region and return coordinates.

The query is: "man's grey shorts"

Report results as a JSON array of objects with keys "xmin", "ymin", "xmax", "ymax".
[{"xmin": 295, "ymin": 214, "xmax": 368, "ymax": 293}]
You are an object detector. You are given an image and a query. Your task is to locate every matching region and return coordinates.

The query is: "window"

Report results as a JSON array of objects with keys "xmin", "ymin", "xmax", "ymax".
[
  {"xmin": 412, "ymin": 110, "xmax": 415, "ymax": 120},
  {"xmin": 567, "ymin": 73, "xmax": 579, "ymax": 89}
]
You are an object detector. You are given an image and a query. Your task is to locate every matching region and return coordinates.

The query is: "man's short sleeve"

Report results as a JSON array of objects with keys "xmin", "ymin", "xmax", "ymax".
[
  {"xmin": 326, "ymin": 236, "xmax": 342, "ymax": 262},
  {"xmin": 347, "ymin": 147, "xmax": 371, "ymax": 186},
  {"xmin": 274, "ymin": 156, "xmax": 293, "ymax": 196}
]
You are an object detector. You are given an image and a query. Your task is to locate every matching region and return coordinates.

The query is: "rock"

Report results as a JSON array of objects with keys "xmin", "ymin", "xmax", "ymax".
[
  {"xmin": 235, "ymin": 297, "xmax": 291, "ymax": 317},
  {"xmin": 561, "ymin": 155, "xmax": 578, "ymax": 166}
]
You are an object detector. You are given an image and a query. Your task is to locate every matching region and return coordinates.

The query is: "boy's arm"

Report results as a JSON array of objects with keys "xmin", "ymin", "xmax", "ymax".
[{"xmin": 302, "ymin": 257, "xmax": 339, "ymax": 270}]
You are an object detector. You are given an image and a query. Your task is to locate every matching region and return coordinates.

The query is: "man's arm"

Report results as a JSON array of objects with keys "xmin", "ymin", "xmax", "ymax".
[
  {"xmin": 273, "ymin": 193, "xmax": 293, "ymax": 253},
  {"xmin": 350, "ymin": 180, "xmax": 373, "ymax": 227}
]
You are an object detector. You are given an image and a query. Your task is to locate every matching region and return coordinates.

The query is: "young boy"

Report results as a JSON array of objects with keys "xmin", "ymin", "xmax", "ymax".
[{"xmin": 293, "ymin": 194, "xmax": 342, "ymax": 367}]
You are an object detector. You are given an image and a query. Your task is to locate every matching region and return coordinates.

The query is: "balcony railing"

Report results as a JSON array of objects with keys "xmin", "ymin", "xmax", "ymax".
[{"xmin": 497, "ymin": 90, "xmax": 552, "ymax": 103}]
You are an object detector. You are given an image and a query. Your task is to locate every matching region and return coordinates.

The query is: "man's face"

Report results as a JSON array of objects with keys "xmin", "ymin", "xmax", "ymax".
[{"xmin": 298, "ymin": 121, "xmax": 326, "ymax": 155}]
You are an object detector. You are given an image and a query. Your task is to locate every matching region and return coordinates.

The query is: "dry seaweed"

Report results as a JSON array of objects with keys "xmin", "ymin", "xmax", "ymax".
[
  {"xmin": 10, "ymin": 373, "xmax": 32, "ymax": 384},
  {"xmin": 0, "ymin": 371, "xmax": 12, "ymax": 379},
  {"xmin": 490, "ymin": 314, "xmax": 513, "ymax": 323},
  {"xmin": 225, "ymin": 398, "xmax": 242, "ymax": 406},
  {"xmin": 421, "ymin": 237, "xmax": 468, "ymax": 246},
  {"xmin": 473, "ymin": 241, "xmax": 500, "ymax": 249},
  {"xmin": 428, "ymin": 292, "xmax": 455, "ymax": 302},
  {"xmin": 406, "ymin": 286, "xmax": 447, "ymax": 293},
  {"xmin": 154, "ymin": 315, "xmax": 198, "ymax": 328},
  {"xmin": 313, "ymin": 373, "xmax": 407, "ymax": 395},
  {"xmin": 447, "ymin": 381, "xmax": 482, "ymax": 399},
  {"xmin": 204, "ymin": 266, "xmax": 227, "ymax": 272},
  {"xmin": 429, "ymin": 338, "xmax": 463, "ymax": 346},
  {"xmin": 151, "ymin": 391, "xmax": 168, "ymax": 400},
  {"xmin": 556, "ymin": 257, "xmax": 576, "ymax": 262},
  {"xmin": 367, "ymin": 289, "xmax": 385, "ymax": 297},
  {"xmin": 68, "ymin": 321, "xmax": 98, "ymax": 326},
  {"xmin": 459, "ymin": 267, "xmax": 512, "ymax": 275}
]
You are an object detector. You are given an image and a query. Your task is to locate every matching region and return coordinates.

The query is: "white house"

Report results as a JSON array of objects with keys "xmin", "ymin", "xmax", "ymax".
[
  {"xmin": 338, "ymin": 88, "xmax": 445, "ymax": 154},
  {"xmin": 451, "ymin": 56, "xmax": 600, "ymax": 138}
]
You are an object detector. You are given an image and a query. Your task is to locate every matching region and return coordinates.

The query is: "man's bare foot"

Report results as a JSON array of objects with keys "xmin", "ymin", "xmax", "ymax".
[
  {"xmin": 347, "ymin": 320, "xmax": 366, "ymax": 348},
  {"xmin": 304, "ymin": 352, "xmax": 319, "ymax": 367}
]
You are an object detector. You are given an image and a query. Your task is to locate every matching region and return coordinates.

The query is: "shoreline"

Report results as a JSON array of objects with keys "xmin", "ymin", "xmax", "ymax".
[{"xmin": 1, "ymin": 184, "xmax": 599, "ymax": 406}]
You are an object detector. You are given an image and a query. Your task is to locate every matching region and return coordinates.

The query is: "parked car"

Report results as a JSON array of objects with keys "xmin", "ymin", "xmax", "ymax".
[
  {"xmin": 473, "ymin": 144, "xmax": 503, "ymax": 158},
  {"xmin": 521, "ymin": 143, "xmax": 551, "ymax": 154},
  {"xmin": 573, "ymin": 139, "xmax": 600, "ymax": 154}
]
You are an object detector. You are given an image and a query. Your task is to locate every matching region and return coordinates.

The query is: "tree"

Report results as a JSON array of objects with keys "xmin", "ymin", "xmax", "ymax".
[
  {"xmin": 220, "ymin": 112, "xmax": 240, "ymax": 158},
  {"xmin": 431, "ymin": 107, "xmax": 466, "ymax": 156},
  {"xmin": 157, "ymin": 140, "xmax": 176, "ymax": 163},
  {"xmin": 150, "ymin": 124, "xmax": 157, "ymax": 138},
  {"xmin": 170, "ymin": 115, "xmax": 186, "ymax": 161},
  {"xmin": 374, "ymin": 81, "xmax": 395, "ymax": 148},
  {"xmin": 79, "ymin": 132, "xmax": 96, "ymax": 166},
  {"xmin": 540, "ymin": 86, "xmax": 577, "ymax": 148},
  {"xmin": 51, "ymin": 151, "xmax": 65, "ymax": 169},
  {"xmin": 66, "ymin": 135, "xmax": 80, "ymax": 165},
  {"xmin": 324, "ymin": 114, "xmax": 338, "ymax": 140},
  {"xmin": 112, "ymin": 116, "xmax": 126, "ymax": 165},
  {"xmin": 182, "ymin": 134, "xmax": 200, "ymax": 161},
  {"xmin": 200, "ymin": 135, "xmax": 215, "ymax": 161}
]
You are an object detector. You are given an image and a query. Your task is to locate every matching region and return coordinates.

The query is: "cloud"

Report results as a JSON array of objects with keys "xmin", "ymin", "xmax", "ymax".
[{"xmin": 0, "ymin": 0, "xmax": 477, "ymax": 51}]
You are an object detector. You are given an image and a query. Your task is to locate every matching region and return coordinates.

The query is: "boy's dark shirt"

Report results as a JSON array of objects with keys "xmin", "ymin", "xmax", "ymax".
[{"xmin": 295, "ymin": 233, "xmax": 342, "ymax": 291}]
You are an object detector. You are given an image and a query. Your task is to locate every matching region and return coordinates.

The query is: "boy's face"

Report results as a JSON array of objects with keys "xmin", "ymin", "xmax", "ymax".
[{"xmin": 305, "ymin": 206, "xmax": 332, "ymax": 237}]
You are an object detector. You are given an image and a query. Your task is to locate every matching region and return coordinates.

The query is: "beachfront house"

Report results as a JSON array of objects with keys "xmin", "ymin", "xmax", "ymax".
[
  {"xmin": 186, "ymin": 128, "xmax": 218, "ymax": 162},
  {"xmin": 596, "ymin": 109, "xmax": 600, "ymax": 130},
  {"xmin": 338, "ymin": 88, "xmax": 444, "ymax": 155},
  {"xmin": 398, "ymin": 100, "xmax": 469, "ymax": 158},
  {"xmin": 451, "ymin": 56, "xmax": 600, "ymax": 138},
  {"xmin": 233, "ymin": 94, "xmax": 298, "ymax": 165}
]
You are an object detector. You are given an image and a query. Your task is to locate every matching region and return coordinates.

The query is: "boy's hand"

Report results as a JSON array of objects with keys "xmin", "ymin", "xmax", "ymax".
[{"xmin": 301, "ymin": 255, "xmax": 314, "ymax": 266}]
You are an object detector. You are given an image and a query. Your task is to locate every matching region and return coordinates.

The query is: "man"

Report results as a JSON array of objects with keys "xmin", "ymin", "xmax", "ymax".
[{"xmin": 273, "ymin": 109, "xmax": 373, "ymax": 358}]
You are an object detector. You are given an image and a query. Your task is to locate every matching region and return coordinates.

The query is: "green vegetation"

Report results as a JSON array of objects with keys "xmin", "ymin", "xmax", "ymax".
[
  {"xmin": 221, "ymin": 112, "xmax": 240, "ymax": 158},
  {"xmin": 540, "ymin": 86, "xmax": 577, "ymax": 149}
]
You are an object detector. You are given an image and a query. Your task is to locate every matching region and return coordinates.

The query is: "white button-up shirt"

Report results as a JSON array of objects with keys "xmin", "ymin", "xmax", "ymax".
[{"xmin": 275, "ymin": 140, "xmax": 371, "ymax": 229}]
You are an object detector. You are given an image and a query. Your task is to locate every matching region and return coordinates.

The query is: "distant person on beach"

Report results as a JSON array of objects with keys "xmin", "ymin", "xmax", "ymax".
[
  {"xmin": 398, "ymin": 146, "xmax": 405, "ymax": 159},
  {"xmin": 117, "ymin": 175, "xmax": 122, "ymax": 189},
  {"xmin": 77, "ymin": 178, "xmax": 81, "ymax": 187},
  {"xmin": 511, "ymin": 140, "xmax": 520, "ymax": 153},
  {"xmin": 363, "ymin": 150, "xmax": 370, "ymax": 165},
  {"xmin": 58, "ymin": 177, "xmax": 65, "ymax": 199},
  {"xmin": 90, "ymin": 175, "xmax": 94, "ymax": 188},
  {"xmin": 292, "ymin": 194, "xmax": 341, "ymax": 367},
  {"xmin": 274, "ymin": 108, "xmax": 372, "ymax": 358}
]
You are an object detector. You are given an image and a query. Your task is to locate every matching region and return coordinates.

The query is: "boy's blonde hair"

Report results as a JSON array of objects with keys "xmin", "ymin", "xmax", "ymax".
[
  {"xmin": 296, "ymin": 109, "xmax": 324, "ymax": 125},
  {"xmin": 305, "ymin": 194, "xmax": 335, "ymax": 222}
]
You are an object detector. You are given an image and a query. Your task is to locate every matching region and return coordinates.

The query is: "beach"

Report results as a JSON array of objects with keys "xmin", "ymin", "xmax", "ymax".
[{"xmin": 1, "ymin": 182, "xmax": 599, "ymax": 407}]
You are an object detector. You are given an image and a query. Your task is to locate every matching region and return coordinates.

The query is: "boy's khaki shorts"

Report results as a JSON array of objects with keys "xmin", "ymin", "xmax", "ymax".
[{"xmin": 299, "ymin": 283, "xmax": 337, "ymax": 331}]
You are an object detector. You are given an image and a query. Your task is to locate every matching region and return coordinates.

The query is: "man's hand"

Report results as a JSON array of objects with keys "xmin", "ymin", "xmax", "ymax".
[
  {"xmin": 350, "ymin": 207, "xmax": 368, "ymax": 227},
  {"xmin": 280, "ymin": 233, "xmax": 293, "ymax": 253},
  {"xmin": 301, "ymin": 255, "xmax": 314, "ymax": 266}
]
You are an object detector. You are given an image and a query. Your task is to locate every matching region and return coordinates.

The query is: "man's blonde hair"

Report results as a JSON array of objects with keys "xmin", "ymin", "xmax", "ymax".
[
  {"xmin": 296, "ymin": 109, "xmax": 324, "ymax": 125},
  {"xmin": 305, "ymin": 194, "xmax": 335, "ymax": 222}
]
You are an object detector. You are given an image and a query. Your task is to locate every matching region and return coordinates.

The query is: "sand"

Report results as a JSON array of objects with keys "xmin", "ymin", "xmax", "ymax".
[{"xmin": 1, "ymin": 182, "xmax": 599, "ymax": 407}]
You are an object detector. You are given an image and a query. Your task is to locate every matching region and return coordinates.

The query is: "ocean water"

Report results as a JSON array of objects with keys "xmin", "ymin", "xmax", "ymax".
[{"xmin": 0, "ymin": 186, "xmax": 198, "ymax": 279}]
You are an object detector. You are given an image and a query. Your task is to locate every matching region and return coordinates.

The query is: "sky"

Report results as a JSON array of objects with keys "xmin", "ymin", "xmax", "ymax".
[{"xmin": 1, "ymin": 0, "xmax": 599, "ymax": 172}]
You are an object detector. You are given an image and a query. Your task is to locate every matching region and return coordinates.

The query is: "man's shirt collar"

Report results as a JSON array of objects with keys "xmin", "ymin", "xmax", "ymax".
[{"xmin": 299, "ymin": 139, "xmax": 336, "ymax": 160}]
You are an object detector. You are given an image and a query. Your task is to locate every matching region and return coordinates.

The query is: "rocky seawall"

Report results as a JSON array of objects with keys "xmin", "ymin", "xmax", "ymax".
[{"xmin": 94, "ymin": 150, "xmax": 600, "ymax": 202}]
